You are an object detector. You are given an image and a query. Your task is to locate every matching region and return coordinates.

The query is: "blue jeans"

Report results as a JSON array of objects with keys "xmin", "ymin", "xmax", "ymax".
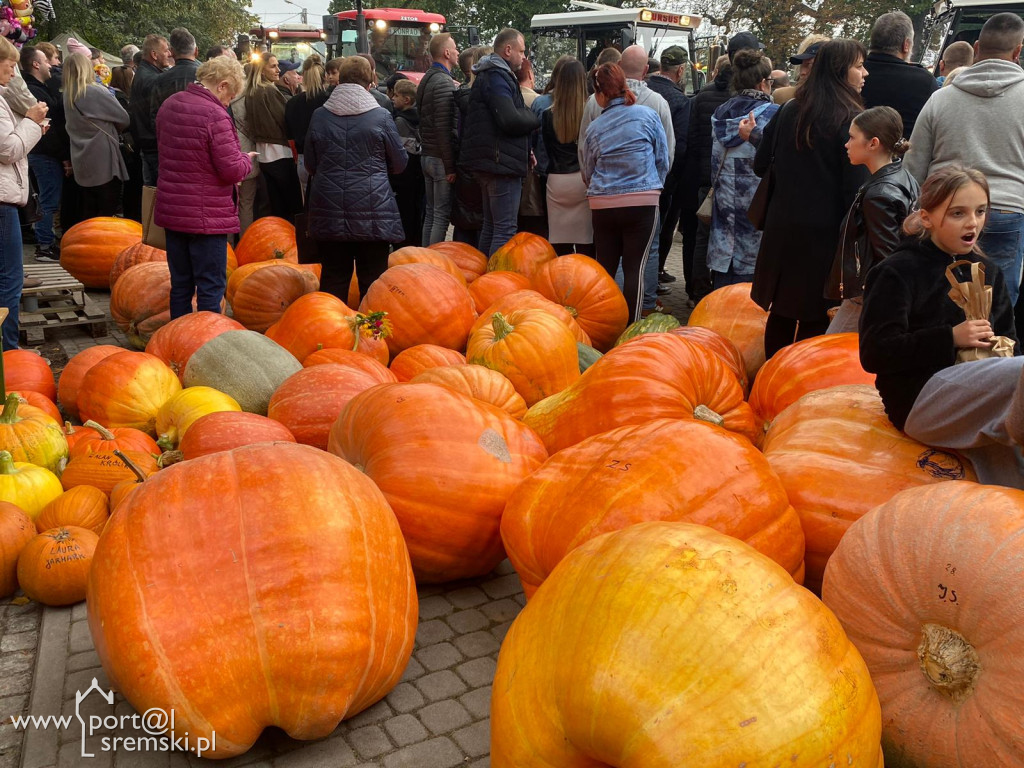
[
  {"xmin": 140, "ymin": 151, "xmax": 159, "ymax": 187},
  {"xmin": 421, "ymin": 156, "xmax": 453, "ymax": 246},
  {"xmin": 165, "ymin": 230, "xmax": 228, "ymax": 319},
  {"xmin": 980, "ymin": 210, "xmax": 1024, "ymax": 305},
  {"xmin": 28, "ymin": 155, "xmax": 62, "ymax": 249},
  {"xmin": 0, "ymin": 205, "xmax": 23, "ymax": 349},
  {"xmin": 477, "ymin": 173, "xmax": 523, "ymax": 257}
]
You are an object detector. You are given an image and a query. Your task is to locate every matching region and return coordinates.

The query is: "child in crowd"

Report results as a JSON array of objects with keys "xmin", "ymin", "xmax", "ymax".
[
  {"xmin": 859, "ymin": 165, "xmax": 1023, "ymax": 487},
  {"xmin": 826, "ymin": 106, "xmax": 919, "ymax": 332},
  {"xmin": 390, "ymin": 78, "xmax": 424, "ymax": 248}
]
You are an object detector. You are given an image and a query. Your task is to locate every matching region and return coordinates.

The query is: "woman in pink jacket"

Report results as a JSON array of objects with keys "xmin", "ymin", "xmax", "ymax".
[{"xmin": 155, "ymin": 57, "xmax": 255, "ymax": 318}]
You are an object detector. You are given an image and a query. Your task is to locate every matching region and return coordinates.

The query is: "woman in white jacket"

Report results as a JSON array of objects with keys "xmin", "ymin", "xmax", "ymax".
[{"xmin": 0, "ymin": 37, "xmax": 47, "ymax": 350}]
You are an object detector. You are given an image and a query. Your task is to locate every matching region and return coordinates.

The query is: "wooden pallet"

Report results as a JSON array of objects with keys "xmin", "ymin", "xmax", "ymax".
[
  {"xmin": 21, "ymin": 263, "xmax": 87, "ymax": 312},
  {"xmin": 19, "ymin": 293, "xmax": 108, "ymax": 345}
]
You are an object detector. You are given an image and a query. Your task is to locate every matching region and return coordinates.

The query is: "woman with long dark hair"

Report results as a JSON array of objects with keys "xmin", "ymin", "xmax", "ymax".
[
  {"xmin": 539, "ymin": 58, "xmax": 593, "ymax": 255},
  {"xmin": 751, "ymin": 39, "xmax": 869, "ymax": 358}
]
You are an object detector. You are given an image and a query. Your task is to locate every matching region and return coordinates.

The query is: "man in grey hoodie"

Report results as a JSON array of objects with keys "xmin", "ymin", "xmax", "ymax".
[{"xmin": 907, "ymin": 12, "xmax": 1024, "ymax": 304}]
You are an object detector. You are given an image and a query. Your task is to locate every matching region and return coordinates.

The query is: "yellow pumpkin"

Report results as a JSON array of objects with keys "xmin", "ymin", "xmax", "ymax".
[
  {"xmin": 0, "ymin": 451, "xmax": 64, "ymax": 519},
  {"xmin": 155, "ymin": 386, "xmax": 242, "ymax": 451},
  {"xmin": 0, "ymin": 393, "xmax": 68, "ymax": 472}
]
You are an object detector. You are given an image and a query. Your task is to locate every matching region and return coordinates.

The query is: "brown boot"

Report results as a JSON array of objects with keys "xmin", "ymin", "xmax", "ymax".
[{"xmin": 1006, "ymin": 363, "xmax": 1024, "ymax": 445}]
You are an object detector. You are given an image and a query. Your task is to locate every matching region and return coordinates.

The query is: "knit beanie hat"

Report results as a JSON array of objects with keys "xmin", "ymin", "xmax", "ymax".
[{"xmin": 65, "ymin": 37, "xmax": 90, "ymax": 57}]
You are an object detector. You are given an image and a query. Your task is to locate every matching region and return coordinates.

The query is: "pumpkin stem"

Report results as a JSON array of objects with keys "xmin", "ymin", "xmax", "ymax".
[
  {"xmin": 113, "ymin": 449, "xmax": 148, "ymax": 483},
  {"xmin": 82, "ymin": 420, "xmax": 116, "ymax": 440},
  {"xmin": 273, "ymin": 248, "xmax": 286, "ymax": 260},
  {"xmin": 918, "ymin": 623, "xmax": 981, "ymax": 704},
  {"xmin": 491, "ymin": 312, "xmax": 514, "ymax": 341},
  {"xmin": 0, "ymin": 393, "xmax": 20, "ymax": 424},
  {"xmin": 565, "ymin": 305, "xmax": 579, "ymax": 318},
  {"xmin": 49, "ymin": 527, "xmax": 72, "ymax": 542},
  {"xmin": 157, "ymin": 450, "xmax": 183, "ymax": 468},
  {"xmin": 693, "ymin": 404, "xmax": 725, "ymax": 427},
  {"xmin": 0, "ymin": 450, "xmax": 16, "ymax": 474}
]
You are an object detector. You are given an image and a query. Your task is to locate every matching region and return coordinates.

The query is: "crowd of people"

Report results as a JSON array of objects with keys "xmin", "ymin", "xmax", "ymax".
[{"xmin": 2, "ymin": 11, "xmax": 1024, "ymax": 483}]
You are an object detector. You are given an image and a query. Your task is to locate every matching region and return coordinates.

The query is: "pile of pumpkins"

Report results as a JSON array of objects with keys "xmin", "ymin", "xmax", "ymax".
[{"xmin": 0, "ymin": 215, "xmax": 1018, "ymax": 767}]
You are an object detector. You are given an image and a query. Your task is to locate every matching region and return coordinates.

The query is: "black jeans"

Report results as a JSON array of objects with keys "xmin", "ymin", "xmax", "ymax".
[
  {"xmin": 80, "ymin": 178, "xmax": 122, "ymax": 220},
  {"xmin": 316, "ymin": 241, "xmax": 391, "ymax": 307},
  {"xmin": 592, "ymin": 205, "xmax": 658, "ymax": 323},
  {"xmin": 688, "ymin": 185, "xmax": 713, "ymax": 302},
  {"xmin": 260, "ymin": 158, "xmax": 303, "ymax": 225},
  {"xmin": 763, "ymin": 312, "xmax": 831, "ymax": 360},
  {"xmin": 657, "ymin": 173, "xmax": 685, "ymax": 272}
]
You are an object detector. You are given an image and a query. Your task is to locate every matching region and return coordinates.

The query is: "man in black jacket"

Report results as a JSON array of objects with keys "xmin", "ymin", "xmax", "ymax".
[
  {"xmin": 646, "ymin": 45, "xmax": 691, "ymax": 286},
  {"xmin": 861, "ymin": 11, "xmax": 938, "ymax": 139},
  {"xmin": 20, "ymin": 46, "xmax": 68, "ymax": 261},
  {"xmin": 130, "ymin": 34, "xmax": 172, "ymax": 185},
  {"xmin": 460, "ymin": 28, "xmax": 540, "ymax": 256},
  {"xmin": 416, "ymin": 32, "xmax": 459, "ymax": 245},
  {"xmin": 148, "ymin": 28, "xmax": 200, "ymax": 175}
]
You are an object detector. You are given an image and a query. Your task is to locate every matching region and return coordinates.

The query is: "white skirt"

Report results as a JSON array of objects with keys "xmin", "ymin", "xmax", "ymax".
[{"xmin": 546, "ymin": 172, "xmax": 593, "ymax": 245}]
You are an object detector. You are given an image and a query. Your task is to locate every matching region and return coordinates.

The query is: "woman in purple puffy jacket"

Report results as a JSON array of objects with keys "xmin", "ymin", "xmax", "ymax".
[{"xmin": 155, "ymin": 57, "xmax": 255, "ymax": 318}]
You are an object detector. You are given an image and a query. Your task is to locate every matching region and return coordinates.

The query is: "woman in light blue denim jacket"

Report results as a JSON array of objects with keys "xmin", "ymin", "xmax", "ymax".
[{"xmin": 581, "ymin": 63, "xmax": 670, "ymax": 322}]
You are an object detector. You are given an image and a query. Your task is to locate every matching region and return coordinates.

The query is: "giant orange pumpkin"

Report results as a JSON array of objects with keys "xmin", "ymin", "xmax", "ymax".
[
  {"xmin": 749, "ymin": 332, "xmax": 875, "ymax": 438},
  {"xmin": 233, "ymin": 216, "xmax": 298, "ymax": 266},
  {"xmin": 328, "ymin": 382, "xmax": 547, "ymax": 582},
  {"xmin": 145, "ymin": 311, "xmax": 245, "ymax": 383},
  {"xmin": 0, "ymin": 502, "xmax": 35, "ymax": 597},
  {"xmin": 530, "ymin": 253, "xmax": 629, "ymax": 351},
  {"xmin": 467, "ymin": 271, "xmax": 532, "ymax": 314},
  {"xmin": 523, "ymin": 333, "xmax": 759, "ymax": 453},
  {"xmin": 109, "ymin": 241, "xmax": 166, "ymax": 287},
  {"xmin": 668, "ymin": 325, "xmax": 749, "ymax": 393},
  {"xmin": 77, "ymin": 352, "xmax": 182, "ymax": 434},
  {"xmin": 57, "ymin": 345, "xmax": 124, "ymax": 420},
  {"xmin": 388, "ymin": 344, "xmax": 465, "ymax": 382},
  {"xmin": 491, "ymin": 522, "xmax": 883, "ymax": 768},
  {"xmin": 502, "ymin": 418, "xmax": 805, "ymax": 597},
  {"xmin": 87, "ymin": 442, "xmax": 417, "ymax": 758},
  {"xmin": 60, "ymin": 217, "xmax": 143, "ymax": 288},
  {"xmin": 428, "ymin": 241, "xmax": 487, "ymax": 283},
  {"xmin": 229, "ymin": 263, "xmax": 320, "ymax": 332},
  {"xmin": 177, "ymin": 411, "xmax": 296, "ymax": 460},
  {"xmin": 823, "ymin": 482, "xmax": 1024, "ymax": 768},
  {"xmin": 763, "ymin": 385, "xmax": 976, "ymax": 593},
  {"xmin": 265, "ymin": 292, "xmax": 389, "ymax": 366},
  {"xmin": 109, "ymin": 261, "xmax": 179, "ymax": 349},
  {"xmin": 687, "ymin": 282, "xmax": 768, "ymax": 383},
  {"xmin": 3, "ymin": 349, "xmax": 56, "ymax": 402},
  {"xmin": 487, "ymin": 232, "xmax": 556, "ymax": 277},
  {"xmin": 359, "ymin": 264, "xmax": 476, "ymax": 357}
]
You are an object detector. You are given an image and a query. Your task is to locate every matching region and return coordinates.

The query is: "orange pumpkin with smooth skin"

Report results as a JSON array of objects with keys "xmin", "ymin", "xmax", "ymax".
[
  {"xmin": 8, "ymin": 391, "xmax": 61, "ymax": 423},
  {"xmin": 228, "ymin": 263, "xmax": 320, "ymax": 332},
  {"xmin": 491, "ymin": 522, "xmax": 883, "ymax": 768},
  {"xmin": 302, "ymin": 348, "xmax": 397, "ymax": 383},
  {"xmin": 667, "ymin": 325, "xmax": 749, "ymax": 393},
  {"xmin": 17, "ymin": 526, "xmax": 98, "ymax": 606},
  {"xmin": 411, "ymin": 364, "xmax": 527, "ymax": 419},
  {"xmin": 467, "ymin": 309, "xmax": 580, "ymax": 407},
  {"xmin": 145, "ymin": 311, "xmax": 245, "ymax": 383},
  {"xmin": 749, "ymin": 333, "xmax": 875, "ymax": 439},
  {"xmin": 3, "ymin": 349, "xmax": 56, "ymax": 402},
  {"xmin": 35, "ymin": 485, "xmax": 110, "ymax": 535},
  {"xmin": 0, "ymin": 502, "xmax": 35, "ymax": 597},
  {"xmin": 225, "ymin": 260, "xmax": 320, "ymax": 308},
  {"xmin": 328, "ymin": 383, "xmax": 547, "ymax": 582},
  {"xmin": 57, "ymin": 345, "xmax": 124, "ymax": 419},
  {"xmin": 110, "ymin": 261, "xmax": 185, "ymax": 349},
  {"xmin": 468, "ymin": 271, "xmax": 532, "ymax": 314},
  {"xmin": 523, "ymin": 333, "xmax": 759, "ymax": 453},
  {"xmin": 530, "ymin": 253, "xmax": 629, "ymax": 351},
  {"xmin": 387, "ymin": 247, "xmax": 467, "ymax": 285},
  {"xmin": 61, "ymin": 450, "xmax": 160, "ymax": 495},
  {"xmin": 502, "ymin": 418, "xmax": 805, "ymax": 596},
  {"xmin": 109, "ymin": 241, "xmax": 166, "ymax": 287},
  {"xmin": 471, "ymin": 289, "xmax": 591, "ymax": 345},
  {"xmin": 687, "ymin": 282, "xmax": 769, "ymax": 383},
  {"xmin": 428, "ymin": 241, "xmax": 487, "ymax": 283},
  {"xmin": 388, "ymin": 345, "xmax": 466, "ymax": 382},
  {"xmin": 359, "ymin": 264, "xmax": 476, "ymax": 357},
  {"xmin": 67, "ymin": 421, "xmax": 160, "ymax": 458},
  {"xmin": 763, "ymin": 385, "xmax": 977, "ymax": 593},
  {"xmin": 177, "ymin": 411, "xmax": 296, "ymax": 460},
  {"xmin": 76, "ymin": 352, "xmax": 182, "ymax": 434},
  {"xmin": 59, "ymin": 217, "xmax": 143, "ymax": 288},
  {"xmin": 487, "ymin": 232, "xmax": 556, "ymax": 277},
  {"xmin": 822, "ymin": 482, "xmax": 1024, "ymax": 768},
  {"xmin": 233, "ymin": 216, "xmax": 298, "ymax": 265},
  {"xmin": 87, "ymin": 442, "xmax": 417, "ymax": 758},
  {"xmin": 266, "ymin": 292, "xmax": 390, "ymax": 366}
]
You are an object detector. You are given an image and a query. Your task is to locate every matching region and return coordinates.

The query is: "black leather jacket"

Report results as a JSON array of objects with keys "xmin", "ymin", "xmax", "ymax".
[{"xmin": 826, "ymin": 160, "xmax": 919, "ymax": 300}]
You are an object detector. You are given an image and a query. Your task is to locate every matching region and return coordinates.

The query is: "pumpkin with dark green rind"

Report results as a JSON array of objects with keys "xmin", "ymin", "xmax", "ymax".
[{"xmin": 576, "ymin": 343, "xmax": 602, "ymax": 373}]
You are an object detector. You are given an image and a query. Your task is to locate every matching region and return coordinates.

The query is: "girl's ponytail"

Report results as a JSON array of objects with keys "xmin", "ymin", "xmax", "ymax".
[{"xmin": 892, "ymin": 137, "xmax": 911, "ymax": 158}]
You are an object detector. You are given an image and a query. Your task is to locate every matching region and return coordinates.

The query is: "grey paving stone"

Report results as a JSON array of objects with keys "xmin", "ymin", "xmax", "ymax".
[
  {"xmin": 0, "ymin": 693, "xmax": 28, "ymax": 719},
  {"xmin": 273, "ymin": 738, "xmax": 356, "ymax": 767},
  {"xmin": 414, "ymin": 671, "xmax": 467, "ymax": 703},
  {"xmin": 346, "ymin": 725, "xmax": 391, "ymax": 760},
  {"xmin": 413, "ymin": 620, "xmax": 452, "ymax": 647},
  {"xmin": 71, "ymin": 602, "xmax": 89, "ymax": 622},
  {"xmin": 0, "ymin": 630, "xmax": 37, "ymax": 652},
  {"xmin": 64, "ymin": 666, "xmax": 111, "ymax": 700},
  {"xmin": 381, "ymin": 714, "xmax": 426, "ymax": 748},
  {"xmin": 113, "ymin": 745, "xmax": 171, "ymax": 768},
  {"xmin": 58, "ymin": 739, "xmax": 113, "ymax": 768},
  {"xmin": 415, "ymin": 596, "xmax": 453, "ymax": 621},
  {"xmin": 444, "ymin": 609, "xmax": 488, "ymax": 634},
  {"xmin": 455, "ymin": 657, "xmax": 497, "ymax": 689},
  {"xmin": 479, "ymin": 599, "xmax": 521, "ymax": 625},
  {"xmin": 5, "ymin": 610, "xmax": 38, "ymax": 634},
  {"xmin": 452, "ymin": 720, "xmax": 490, "ymax": 758},
  {"xmin": 397, "ymin": 657, "xmax": 424, "ymax": 683},
  {"xmin": 458, "ymin": 687, "xmax": 491, "ymax": 720},
  {"xmin": 380, "ymin": 737, "xmax": 463, "ymax": 768},
  {"xmin": 468, "ymin": 759, "xmax": 489, "ymax": 768},
  {"xmin": 68, "ymin": 620, "xmax": 94, "ymax": 655},
  {"xmin": 383, "ymin": 684, "xmax": 423, "ymax": 715},
  {"xmin": 452, "ymin": 631, "xmax": 500, "ymax": 660},
  {"xmin": 445, "ymin": 587, "xmax": 488, "ymax": 610},
  {"xmin": 414, "ymin": 643, "xmax": 462, "ymax": 673},
  {"xmin": 489, "ymin": 621, "xmax": 514, "ymax": 644},
  {"xmin": 493, "ymin": 560, "xmax": 516, "ymax": 576},
  {"xmin": 343, "ymin": 700, "xmax": 392, "ymax": 730},
  {"xmin": 0, "ymin": 721, "xmax": 23, "ymax": 750},
  {"xmin": 480, "ymin": 575, "xmax": 522, "ymax": 600},
  {"xmin": 416, "ymin": 700, "xmax": 471, "ymax": 736}
]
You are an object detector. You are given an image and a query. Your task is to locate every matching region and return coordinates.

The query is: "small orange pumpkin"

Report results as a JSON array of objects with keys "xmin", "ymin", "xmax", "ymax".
[
  {"xmin": 468, "ymin": 271, "xmax": 532, "ymax": 314},
  {"xmin": 35, "ymin": 486, "xmax": 110, "ymax": 536},
  {"xmin": 0, "ymin": 502, "xmax": 35, "ymax": 597},
  {"xmin": 229, "ymin": 263, "xmax": 320, "ymax": 332},
  {"xmin": 266, "ymin": 292, "xmax": 390, "ymax": 366},
  {"xmin": 428, "ymin": 241, "xmax": 487, "ymax": 283},
  {"xmin": 234, "ymin": 216, "xmax": 298, "ymax": 266},
  {"xmin": 471, "ymin": 289, "xmax": 591, "ymax": 345},
  {"xmin": 110, "ymin": 261, "xmax": 182, "ymax": 349},
  {"xmin": 57, "ymin": 345, "xmax": 123, "ymax": 420},
  {"xmin": 3, "ymin": 349, "xmax": 57, "ymax": 402},
  {"xmin": 389, "ymin": 345, "xmax": 466, "ymax": 382},
  {"xmin": 487, "ymin": 232, "xmax": 556, "ymax": 277},
  {"xmin": 17, "ymin": 526, "xmax": 99, "ymax": 605}
]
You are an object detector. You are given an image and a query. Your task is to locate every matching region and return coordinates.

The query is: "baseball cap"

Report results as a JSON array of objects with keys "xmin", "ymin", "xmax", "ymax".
[
  {"xmin": 790, "ymin": 41, "xmax": 825, "ymax": 64},
  {"xmin": 279, "ymin": 60, "xmax": 301, "ymax": 73},
  {"xmin": 660, "ymin": 45, "xmax": 688, "ymax": 67},
  {"xmin": 727, "ymin": 32, "xmax": 764, "ymax": 59}
]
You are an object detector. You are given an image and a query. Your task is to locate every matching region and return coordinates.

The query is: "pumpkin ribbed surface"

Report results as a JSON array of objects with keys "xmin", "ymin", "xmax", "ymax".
[
  {"xmin": 687, "ymin": 282, "xmax": 768, "ymax": 382},
  {"xmin": 468, "ymin": 271, "xmax": 532, "ymax": 314},
  {"xmin": 411, "ymin": 365, "xmax": 527, "ymax": 420},
  {"xmin": 487, "ymin": 232, "xmax": 556, "ymax": 277},
  {"xmin": 0, "ymin": 502, "xmax": 35, "ymax": 598},
  {"xmin": 302, "ymin": 349, "xmax": 397, "ymax": 383},
  {"xmin": 0, "ymin": 395, "xmax": 67, "ymax": 472},
  {"xmin": 145, "ymin": 312, "xmax": 245, "ymax": 383},
  {"xmin": 668, "ymin": 325, "xmax": 749, "ymax": 392},
  {"xmin": 109, "ymin": 242, "xmax": 166, "ymax": 287},
  {"xmin": 3, "ymin": 349, "xmax": 56, "ymax": 402},
  {"xmin": 389, "ymin": 345, "xmax": 465, "ymax": 382},
  {"xmin": 428, "ymin": 241, "xmax": 487, "ymax": 283},
  {"xmin": 471, "ymin": 289, "xmax": 591, "ymax": 346},
  {"xmin": 491, "ymin": 522, "xmax": 883, "ymax": 767},
  {"xmin": 109, "ymin": 261, "xmax": 176, "ymax": 349},
  {"xmin": 87, "ymin": 443, "xmax": 417, "ymax": 758},
  {"xmin": 35, "ymin": 485, "xmax": 109, "ymax": 536},
  {"xmin": 266, "ymin": 292, "xmax": 389, "ymax": 366},
  {"xmin": 233, "ymin": 216, "xmax": 297, "ymax": 265},
  {"xmin": 77, "ymin": 352, "xmax": 182, "ymax": 434},
  {"xmin": 59, "ymin": 217, "xmax": 143, "ymax": 288},
  {"xmin": 177, "ymin": 411, "xmax": 296, "ymax": 460},
  {"xmin": 17, "ymin": 526, "xmax": 98, "ymax": 606},
  {"xmin": 388, "ymin": 246, "xmax": 467, "ymax": 285},
  {"xmin": 57, "ymin": 346, "xmax": 127, "ymax": 420}
]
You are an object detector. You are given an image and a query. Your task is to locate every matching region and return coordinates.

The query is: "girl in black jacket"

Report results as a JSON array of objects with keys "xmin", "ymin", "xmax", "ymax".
[
  {"xmin": 826, "ymin": 106, "xmax": 918, "ymax": 332},
  {"xmin": 859, "ymin": 166, "xmax": 1023, "ymax": 488}
]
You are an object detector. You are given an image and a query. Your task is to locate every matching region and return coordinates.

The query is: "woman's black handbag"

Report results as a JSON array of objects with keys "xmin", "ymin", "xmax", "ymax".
[
  {"xmin": 18, "ymin": 167, "xmax": 42, "ymax": 226},
  {"xmin": 746, "ymin": 165, "xmax": 773, "ymax": 231}
]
